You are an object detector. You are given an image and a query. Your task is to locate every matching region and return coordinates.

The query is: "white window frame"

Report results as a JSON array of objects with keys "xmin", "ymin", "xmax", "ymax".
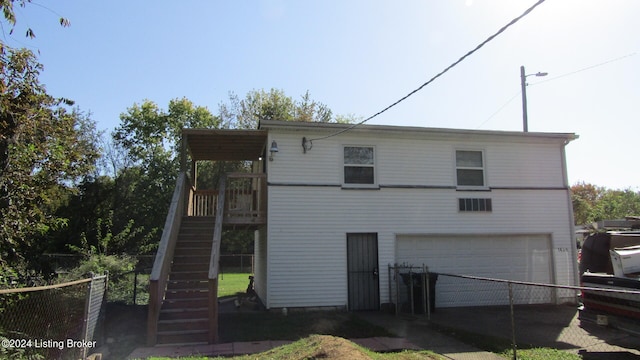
[
  {"xmin": 343, "ymin": 145, "xmax": 377, "ymax": 188},
  {"xmin": 455, "ymin": 149, "xmax": 487, "ymax": 189}
]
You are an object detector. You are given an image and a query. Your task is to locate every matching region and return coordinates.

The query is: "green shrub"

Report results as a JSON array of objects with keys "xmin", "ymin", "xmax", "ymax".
[{"xmin": 62, "ymin": 254, "xmax": 136, "ymax": 280}]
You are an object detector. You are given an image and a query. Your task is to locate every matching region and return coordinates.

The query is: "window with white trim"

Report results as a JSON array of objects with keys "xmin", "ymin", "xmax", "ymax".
[
  {"xmin": 344, "ymin": 146, "xmax": 375, "ymax": 185},
  {"xmin": 456, "ymin": 150, "xmax": 485, "ymax": 187}
]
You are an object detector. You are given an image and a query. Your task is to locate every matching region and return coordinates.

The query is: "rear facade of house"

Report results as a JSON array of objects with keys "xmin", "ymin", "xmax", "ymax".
[{"xmin": 254, "ymin": 120, "xmax": 578, "ymax": 310}]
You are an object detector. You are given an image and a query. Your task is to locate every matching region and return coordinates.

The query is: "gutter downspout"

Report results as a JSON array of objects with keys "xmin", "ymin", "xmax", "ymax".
[{"xmin": 562, "ymin": 138, "xmax": 580, "ymax": 289}]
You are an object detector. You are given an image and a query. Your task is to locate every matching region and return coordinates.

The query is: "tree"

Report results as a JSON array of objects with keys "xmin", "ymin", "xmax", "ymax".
[
  {"xmin": 571, "ymin": 182, "xmax": 603, "ymax": 225},
  {"xmin": 0, "ymin": 0, "xmax": 70, "ymax": 46},
  {"xmin": 106, "ymin": 98, "xmax": 221, "ymax": 252},
  {"xmin": 0, "ymin": 48, "xmax": 99, "ymax": 266},
  {"xmin": 218, "ymin": 88, "xmax": 334, "ymax": 129},
  {"xmin": 592, "ymin": 189, "xmax": 640, "ymax": 222},
  {"xmin": 571, "ymin": 182, "xmax": 640, "ymax": 225}
]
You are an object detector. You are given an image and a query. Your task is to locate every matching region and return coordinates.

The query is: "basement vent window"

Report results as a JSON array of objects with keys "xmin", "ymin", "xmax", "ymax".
[{"xmin": 459, "ymin": 198, "xmax": 492, "ymax": 212}]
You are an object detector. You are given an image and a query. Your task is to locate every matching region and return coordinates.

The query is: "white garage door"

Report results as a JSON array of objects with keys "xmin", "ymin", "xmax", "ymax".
[{"xmin": 396, "ymin": 234, "xmax": 553, "ymax": 307}]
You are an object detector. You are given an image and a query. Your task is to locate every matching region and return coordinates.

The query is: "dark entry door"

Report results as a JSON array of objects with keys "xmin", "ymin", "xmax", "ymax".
[{"xmin": 347, "ymin": 233, "xmax": 379, "ymax": 310}]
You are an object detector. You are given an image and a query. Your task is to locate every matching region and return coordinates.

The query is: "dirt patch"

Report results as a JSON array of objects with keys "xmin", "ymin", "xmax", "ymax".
[{"xmin": 296, "ymin": 335, "xmax": 373, "ymax": 360}]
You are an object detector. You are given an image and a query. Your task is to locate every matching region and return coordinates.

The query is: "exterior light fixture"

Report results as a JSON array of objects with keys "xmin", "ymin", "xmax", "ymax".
[
  {"xmin": 269, "ymin": 140, "xmax": 279, "ymax": 161},
  {"xmin": 520, "ymin": 65, "xmax": 548, "ymax": 132}
]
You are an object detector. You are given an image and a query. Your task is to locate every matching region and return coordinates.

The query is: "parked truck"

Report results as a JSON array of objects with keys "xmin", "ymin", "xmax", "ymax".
[{"xmin": 579, "ymin": 231, "xmax": 640, "ymax": 330}]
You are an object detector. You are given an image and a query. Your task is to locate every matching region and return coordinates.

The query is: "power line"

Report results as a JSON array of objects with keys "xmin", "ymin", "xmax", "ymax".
[
  {"xmin": 477, "ymin": 52, "xmax": 637, "ymax": 129},
  {"xmin": 531, "ymin": 52, "xmax": 637, "ymax": 86},
  {"xmin": 476, "ymin": 91, "xmax": 521, "ymax": 129},
  {"xmin": 307, "ymin": 0, "xmax": 547, "ymax": 144}
]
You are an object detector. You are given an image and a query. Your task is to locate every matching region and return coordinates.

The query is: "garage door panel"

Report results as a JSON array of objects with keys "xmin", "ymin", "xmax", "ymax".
[{"xmin": 396, "ymin": 234, "xmax": 553, "ymax": 307}]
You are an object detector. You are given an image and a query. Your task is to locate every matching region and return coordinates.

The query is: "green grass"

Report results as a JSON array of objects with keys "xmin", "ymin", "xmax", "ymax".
[
  {"xmin": 499, "ymin": 348, "xmax": 581, "ymax": 360},
  {"xmin": 217, "ymin": 272, "xmax": 251, "ymax": 298},
  {"xmin": 428, "ymin": 323, "xmax": 581, "ymax": 360}
]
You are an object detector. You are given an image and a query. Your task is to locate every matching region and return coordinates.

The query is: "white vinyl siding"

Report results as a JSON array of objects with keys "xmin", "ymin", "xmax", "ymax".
[
  {"xmin": 265, "ymin": 186, "xmax": 575, "ymax": 309},
  {"xmin": 253, "ymin": 227, "xmax": 267, "ymax": 301},
  {"xmin": 267, "ymin": 130, "xmax": 566, "ymax": 189},
  {"xmin": 261, "ymin": 125, "xmax": 576, "ymax": 309}
]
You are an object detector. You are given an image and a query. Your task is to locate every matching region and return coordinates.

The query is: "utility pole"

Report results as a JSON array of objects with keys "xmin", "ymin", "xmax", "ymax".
[
  {"xmin": 520, "ymin": 66, "xmax": 529, "ymax": 132},
  {"xmin": 520, "ymin": 65, "xmax": 548, "ymax": 132}
]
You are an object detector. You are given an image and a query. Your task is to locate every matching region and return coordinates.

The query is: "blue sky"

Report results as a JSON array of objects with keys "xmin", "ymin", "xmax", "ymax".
[{"xmin": 3, "ymin": 0, "xmax": 639, "ymax": 189}]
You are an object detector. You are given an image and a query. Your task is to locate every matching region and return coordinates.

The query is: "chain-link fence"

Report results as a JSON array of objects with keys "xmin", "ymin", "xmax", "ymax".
[
  {"xmin": 388, "ymin": 267, "xmax": 640, "ymax": 358},
  {"xmin": 219, "ymin": 254, "xmax": 254, "ymax": 274},
  {"xmin": 0, "ymin": 273, "xmax": 108, "ymax": 360}
]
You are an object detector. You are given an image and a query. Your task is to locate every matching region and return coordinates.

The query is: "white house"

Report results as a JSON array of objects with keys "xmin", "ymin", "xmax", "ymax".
[
  {"xmin": 148, "ymin": 119, "xmax": 578, "ymax": 344},
  {"xmin": 254, "ymin": 119, "xmax": 578, "ymax": 310}
]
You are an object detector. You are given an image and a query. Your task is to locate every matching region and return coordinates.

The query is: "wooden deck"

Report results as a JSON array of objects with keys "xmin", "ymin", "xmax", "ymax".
[{"xmin": 187, "ymin": 173, "xmax": 266, "ymax": 226}]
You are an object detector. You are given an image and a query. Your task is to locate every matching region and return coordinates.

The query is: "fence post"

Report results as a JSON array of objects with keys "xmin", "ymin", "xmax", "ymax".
[
  {"xmin": 133, "ymin": 270, "xmax": 138, "ymax": 305},
  {"xmin": 508, "ymin": 282, "xmax": 517, "ymax": 360},
  {"xmin": 81, "ymin": 272, "xmax": 94, "ymax": 359},
  {"xmin": 394, "ymin": 265, "xmax": 400, "ymax": 316},
  {"xmin": 424, "ymin": 265, "xmax": 430, "ymax": 320},
  {"xmin": 387, "ymin": 264, "xmax": 392, "ymax": 314},
  {"xmin": 409, "ymin": 267, "xmax": 414, "ymax": 315},
  {"xmin": 102, "ymin": 271, "xmax": 109, "ymax": 348}
]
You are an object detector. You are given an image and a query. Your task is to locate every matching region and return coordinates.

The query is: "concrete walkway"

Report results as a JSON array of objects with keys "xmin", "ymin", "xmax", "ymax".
[{"xmin": 354, "ymin": 311, "xmax": 504, "ymax": 360}]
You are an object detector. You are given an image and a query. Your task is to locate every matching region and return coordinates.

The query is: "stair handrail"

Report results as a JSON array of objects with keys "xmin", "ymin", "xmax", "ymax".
[
  {"xmin": 207, "ymin": 174, "xmax": 226, "ymax": 343},
  {"xmin": 147, "ymin": 172, "xmax": 188, "ymax": 346}
]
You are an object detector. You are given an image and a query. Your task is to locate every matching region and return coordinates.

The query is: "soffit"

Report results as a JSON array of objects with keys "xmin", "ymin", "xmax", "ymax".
[{"xmin": 183, "ymin": 129, "xmax": 267, "ymax": 161}]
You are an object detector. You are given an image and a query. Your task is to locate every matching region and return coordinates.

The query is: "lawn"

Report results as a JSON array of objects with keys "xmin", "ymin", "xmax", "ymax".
[{"xmin": 217, "ymin": 272, "xmax": 252, "ymax": 298}]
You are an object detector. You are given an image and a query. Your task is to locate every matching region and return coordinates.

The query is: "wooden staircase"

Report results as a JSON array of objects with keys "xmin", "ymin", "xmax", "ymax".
[
  {"xmin": 148, "ymin": 173, "xmax": 266, "ymax": 346},
  {"xmin": 156, "ymin": 217, "xmax": 215, "ymax": 345}
]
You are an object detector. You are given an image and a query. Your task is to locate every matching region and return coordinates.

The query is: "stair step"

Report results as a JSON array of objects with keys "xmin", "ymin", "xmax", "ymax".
[
  {"xmin": 160, "ymin": 307, "xmax": 209, "ymax": 321},
  {"xmin": 162, "ymin": 297, "xmax": 209, "ymax": 309},
  {"xmin": 158, "ymin": 318, "xmax": 209, "ymax": 332},
  {"xmin": 170, "ymin": 271, "xmax": 208, "ymax": 280},
  {"xmin": 167, "ymin": 280, "xmax": 208, "ymax": 290},
  {"xmin": 179, "ymin": 223, "xmax": 215, "ymax": 229},
  {"xmin": 174, "ymin": 249, "xmax": 212, "ymax": 257},
  {"xmin": 178, "ymin": 231, "xmax": 215, "ymax": 238},
  {"xmin": 171, "ymin": 263, "xmax": 209, "ymax": 272},
  {"xmin": 173, "ymin": 255, "xmax": 210, "ymax": 264},
  {"xmin": 165, "ymin": 289, "xmax": 208, "ymax": 299},
  {"xmin": 175, "ymin": 240, "xmax": 213, "ymax": 247}
]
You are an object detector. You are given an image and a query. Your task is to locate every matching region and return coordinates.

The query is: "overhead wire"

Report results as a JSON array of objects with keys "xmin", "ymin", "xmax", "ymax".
[
  {"xmin": 476, "ymin": 52, "xmax": 637, "ymax": 129},
  {"xmin": 306, "ymin": 0, "xmax": 547, "ymax": 144},
  {"xmin": 475, "ymin": 91, "xmax": 521, "ymax": 130},
  {"xmin": 531, "ymin": 52, "xmax": 637, "ymax": 86}
]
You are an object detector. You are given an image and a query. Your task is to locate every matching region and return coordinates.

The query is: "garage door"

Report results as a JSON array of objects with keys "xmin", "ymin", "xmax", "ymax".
[{"xmin": 396, "ymin": 234, "xmax": 553, "ymax": 307}]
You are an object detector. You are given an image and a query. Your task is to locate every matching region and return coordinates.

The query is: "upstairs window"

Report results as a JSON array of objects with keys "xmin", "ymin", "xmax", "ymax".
[
  {"xmin": 456, "ymin": 150, "xmax": 485, "ymax": 187},
  {"xmin": 344, "ymin": 146, "xmax": 375, "ymax": 185}
]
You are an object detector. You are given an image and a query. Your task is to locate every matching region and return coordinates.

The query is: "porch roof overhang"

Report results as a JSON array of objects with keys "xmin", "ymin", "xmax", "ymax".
[{"xmin": 183, "ymin": 128, "xmax": 268, "ymax": 161}]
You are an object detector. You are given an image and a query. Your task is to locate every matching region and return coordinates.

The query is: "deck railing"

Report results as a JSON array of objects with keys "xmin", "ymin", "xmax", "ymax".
[
  {"xmin": 188, "ymin": 173, "xmax": 266, "ymax": 224},
  {"xmin": 147, "ymin": 172, "xmax": 188, "ymax": 346}
]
